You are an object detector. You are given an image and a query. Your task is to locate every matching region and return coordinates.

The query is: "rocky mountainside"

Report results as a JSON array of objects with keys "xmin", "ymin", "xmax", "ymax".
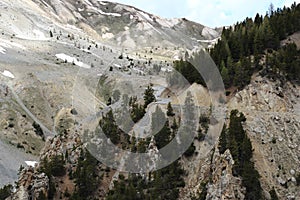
[
  {"xmin": 34, "ymin": 0, "xmax": 220, "ymax": 49},
  {"xmin": 7, "ymin": 73, "xmax": 299, "ymax": 200},
  {"xmin": 1, "ymin": 0, "xmax": 220, "ymax": 51},
  {"xmin": 227, "ymin": 74, "xmax": 300, "ymax": 199},
  {"xmin": 178, "ymin": 73, "xmax": 300, "ymax": 200},
  {"xmin": 0, "ymin": 0, "xmax": 299, "ymax": 200},
  {"xmin": 0, "ymin": 0, "xmax": 220, "ymax": 188}
]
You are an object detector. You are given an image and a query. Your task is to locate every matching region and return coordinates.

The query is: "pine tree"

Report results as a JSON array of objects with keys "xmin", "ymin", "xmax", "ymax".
[
  {"xmin": 154, "ymin": 120, "xmax": 172, "ymax": 149},
  {"xmin": 143, "ymin": 85, "xmax": 156, "ymax": 109},
  {"xmin": 269, "ymin": 187, "xmax": 279, "ymax": 200},
  {"xmin": 72, "ymin": 150, "xmax": 99, "ymax": 199},
  {"xmin": 262, "ymin": 17, "xmax": 279, "ymax": 49},
  {"xmin": 167, "ymin": 102, "xmax": 175, "ymax": 116},
  {"xmin": 0, "ymin": 184, "xmax": 12, "ymax": 200},
  {"xmin": 254, "ymin": 26, "xmax": 264, "ymax": 54},
  {"xmin": 218, "ymin": 125, "xmax": 227, "ymax": 154},
  {"xmin": 100, "ymin": 110, "xmax": 121, "ymax": 144},
  {"xmin": 220, "ymin": 62, "xmax": 230, "ymax": 88},
  {"xmin": 227, "ymin": 110, "xmax": 262, "ymax": 200}
]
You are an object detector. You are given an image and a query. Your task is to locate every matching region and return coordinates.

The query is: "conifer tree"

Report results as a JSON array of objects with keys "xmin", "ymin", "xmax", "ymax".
[{"xmin": 167, "ymin": 102, "xmax": 175, "ymax": 116}]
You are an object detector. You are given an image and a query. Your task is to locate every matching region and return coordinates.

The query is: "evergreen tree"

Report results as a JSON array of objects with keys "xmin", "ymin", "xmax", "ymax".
[
  {"xmin": 151, "ymin": 106, "xmax": 166, "ymax": 135},
  {"xmin": 154, "ymin": 120, "xmax": 172, "ymax": 149},
  {"xmin": 269, "ymin": 187, "xmax": 279, "ymax": 200},
  {"xmin": 218, "ymin": 125, "xmax": 227, "ymax": 154},
  {"xmin": 220, "ymin": 62, "xmax": 230, "ymax": 88},
  {"xmin": 33, "ymin": 121, "xmax": 44, "ymax": 137},
  {"xmin": 210, "ymin": 2, "xmax": 300, "ymax": 89},
  {"xmin": 130, "ymin": 97, "xmax": 145, "ymax": 123},
  {"xmin": 171, "ymin": 59, "xmax": 206, "ymax": 87},
  {"xmin": 166, "ymin": 102, "xmax": 175, "ymax": 116},
  {"xmin": 254, "ymin": 13, "xmax": 263, "ymax": 25},
  {"xmin": 72, "ymin": 150, "xmax": 100, "ymax": 199},
  {"xmin": 0, "ymin": 184, "xmax": 12, "ymax": 200},
  {"xmin": 227, "ymin": 110, "xmax": 262, "ymax": 200},
  {"xmin": 143, "ymin": 85, "xmax": 156, "ymax": 109},
  {"xmin": 100, "ymin": 110, "xmax": 121, "ymax": 144}
]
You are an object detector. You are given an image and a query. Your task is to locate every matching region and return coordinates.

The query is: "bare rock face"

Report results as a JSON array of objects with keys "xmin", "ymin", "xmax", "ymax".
[
  {"xmin": 179, "ymin": 74, "xmax": 299, "ymax": 200},
  {"xmin": 206, "ymin": 149, "xmax": 245, "ymax": 200},
  {"xmin": 9, "ymin": 168, "xmax": 49, "ymax": 200},
  {"xmin": 8, "ymin": 108, "xmax": 82, "ymax": 200},
  {"xmin": 228, "ymin": 75, "xmax": 300, "ymax": 199},
  {"xmin": 32, "ymin": 0, "xmax": 220, "ymax": 50},
  {"xmin": 179, "ymin": 147, "xmax": 245, "ymax": 200}
]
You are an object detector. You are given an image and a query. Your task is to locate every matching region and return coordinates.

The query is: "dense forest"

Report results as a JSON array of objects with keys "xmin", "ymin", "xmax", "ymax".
[
  {"xmin": 210, "ymin": 2, "xmax": 300, "ymax": 89},
  {"xmin": 106, "ymin": 159, "xmax": 185, "ymax": 200},
  {"xmin": 172, "ymin": 3, "xmax": 300, "ymax": 90}
]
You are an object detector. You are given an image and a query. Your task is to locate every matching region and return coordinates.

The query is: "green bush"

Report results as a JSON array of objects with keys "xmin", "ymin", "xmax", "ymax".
[
  {"xmin": 269, "ymin": 187, "xmax": 279, "ymax": 200},
  {"xmin": 184, "ymin": 142, "xmax": 196, "ymax": 157},
  {"xmin": 296, "ymin": 173, "xmax": 300, "ymax": 186},
  {"xmin": 0, "ymin": 184, "xmax": 12, "ymax": 200}
]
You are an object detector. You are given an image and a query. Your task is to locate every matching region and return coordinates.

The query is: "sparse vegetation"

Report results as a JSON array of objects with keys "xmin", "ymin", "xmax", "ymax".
[{"xmin": 2, "ymin": 2, "xmax": 300, "ymax": 200}]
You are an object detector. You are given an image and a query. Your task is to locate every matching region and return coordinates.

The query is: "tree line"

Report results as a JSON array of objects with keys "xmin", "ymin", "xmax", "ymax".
[{"xmin": 210, "ymin": 2, "xmax": 300, "ymax": 89}]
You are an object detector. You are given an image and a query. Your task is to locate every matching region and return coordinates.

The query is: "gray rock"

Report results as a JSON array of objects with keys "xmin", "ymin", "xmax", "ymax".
[{"xmin": 290, "ymin": 169, "xmax": 295, "ymax": 175}]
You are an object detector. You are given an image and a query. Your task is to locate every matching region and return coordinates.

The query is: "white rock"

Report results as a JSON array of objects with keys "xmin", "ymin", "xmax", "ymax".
[
  {"xmin": 287, "ymin": 195, "xmax": 295, "ymax": 200},
  {"xmin": 1, "ymin": 70, "xmax": 15, "ymax": 78},
  {"xmin": 25, "ymin": 161, "xmax": 38, "ymax": 167},
  {"xmin": 277, "ymin": 177, "xmax": 286, "ymax": 185},
  {"xmin": 290, "ymin": 169, "xmax": 295, "ymax": 175},
  {"xmin": 55, "ymin": 53, "xmax": 90, "ymax": 68}
]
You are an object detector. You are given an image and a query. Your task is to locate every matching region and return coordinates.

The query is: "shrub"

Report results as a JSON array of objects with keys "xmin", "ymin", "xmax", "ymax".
[{"xmin": 0, "ymin": 184, "xmax": 12, "ymax": 200}]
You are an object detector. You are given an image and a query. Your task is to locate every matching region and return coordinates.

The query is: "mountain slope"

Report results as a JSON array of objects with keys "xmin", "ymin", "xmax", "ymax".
[
  {"xmin": 0, "ymin": 0, "xmax": 220, "ymax": 51},
  {"xmin": 0, "ymin": 0, "xmax": 220, "ymax": 187},
  {"xmin": 0, "ymin": 1, "xmax": 300, "ymax": 200},
  {"xmin": 35, "ymin": 0, "xmax": 220, "ymax": 49}
]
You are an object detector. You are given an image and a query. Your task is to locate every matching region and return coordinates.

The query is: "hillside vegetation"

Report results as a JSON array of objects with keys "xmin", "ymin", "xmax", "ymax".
[{"xmin": 210, "ymin": 3, "xmax": 300, "ymax": 89}]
